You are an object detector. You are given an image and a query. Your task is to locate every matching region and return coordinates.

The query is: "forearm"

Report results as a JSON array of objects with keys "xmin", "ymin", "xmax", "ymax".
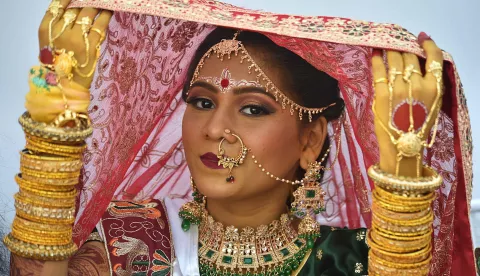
[
  {"xmin": 10, "ymin": 241, "xmax": 109, "ymax": 276},
  {"xmin": 10, "ymin": 254, "xmax": 68, "ymax": 276}
]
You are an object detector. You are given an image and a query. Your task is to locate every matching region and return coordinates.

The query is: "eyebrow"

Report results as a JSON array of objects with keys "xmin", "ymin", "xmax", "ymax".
[{"xmin": 190, "ymin": 80, "xmax": 276, "ymax": 101}]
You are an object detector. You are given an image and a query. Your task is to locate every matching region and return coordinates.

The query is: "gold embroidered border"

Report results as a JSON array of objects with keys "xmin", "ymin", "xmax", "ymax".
[{"xmin": 70, "ymin": 0, "xmax": 453, "ymax": 61}]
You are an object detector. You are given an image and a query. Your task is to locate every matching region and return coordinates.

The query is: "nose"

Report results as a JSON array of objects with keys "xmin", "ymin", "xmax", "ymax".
[{"xmin": 203, "ymin": 106, "xmax": 237, "ymax": 144}]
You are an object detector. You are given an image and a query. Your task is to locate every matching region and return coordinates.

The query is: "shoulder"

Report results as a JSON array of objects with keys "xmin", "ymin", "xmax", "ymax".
[{"xmin": 301, "ymin": 226, "xmax": 369, "ymax": 276}]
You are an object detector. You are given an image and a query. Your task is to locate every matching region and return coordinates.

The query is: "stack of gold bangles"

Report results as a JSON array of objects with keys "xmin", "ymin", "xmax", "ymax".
[
  {"xmin": 3, "ymin": 112, "xmax": 92, "ymax": 261},
  {"xmin": 367, "ymin": 164, "xmax": 442, "ymax": 275}
]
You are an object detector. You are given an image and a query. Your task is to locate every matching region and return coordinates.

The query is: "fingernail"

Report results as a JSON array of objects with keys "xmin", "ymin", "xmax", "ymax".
[
  {"xmin": 372, "ymin": 49, "xmax": 382, "ymax": 57},
  {"xmin": 418, "ymin": 32, "xmax": 432, "ymax": 45}
]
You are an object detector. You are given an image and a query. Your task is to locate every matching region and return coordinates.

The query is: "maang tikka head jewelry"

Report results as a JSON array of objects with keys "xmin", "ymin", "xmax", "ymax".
[
  {"xmin": 188, "ymin": 31, "xmax": 336, "ymax": 122},
  {"xmin": 217, "ymin": 129, "xmax": 248, "ymax": 183}
]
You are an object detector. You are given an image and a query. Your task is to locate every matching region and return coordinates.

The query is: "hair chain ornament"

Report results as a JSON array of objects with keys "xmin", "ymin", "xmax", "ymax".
[
  {"xmin": 372, "ymin": 61, "xmax": 443, "ymax": 177},
  {"xmin": 189, "ymin": 31, "xmax": 336, "ymax": 122},
  {"xmin": 217, "ymin": 130, "xmax": 248, "ymax": 183}
]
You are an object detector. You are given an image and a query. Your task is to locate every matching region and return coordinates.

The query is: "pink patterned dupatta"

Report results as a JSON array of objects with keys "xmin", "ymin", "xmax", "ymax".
[{"xmin": 69, "ymin": 1, "xmax": 474, "ymax": 275}]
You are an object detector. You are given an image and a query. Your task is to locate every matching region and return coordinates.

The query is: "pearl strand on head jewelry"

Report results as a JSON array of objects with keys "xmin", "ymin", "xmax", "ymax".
[{"xmin": 250, "ymin": 117, "xmax": 343, "ymax": 184}]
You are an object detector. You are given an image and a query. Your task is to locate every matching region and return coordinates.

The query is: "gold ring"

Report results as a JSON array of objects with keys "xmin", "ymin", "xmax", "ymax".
[
  {"xmin": 90, "ymin": 28, "xmax": 105, "ymax": 38},
  {"xmin": 427, "ymin": 60, "xmax": 443, "ymax": 80},
  {"xmin": 47, "ymin": 0, "xmax": 64, "ymax": 47},
  {"xmin": 403, "ymin": 64, "xmax": 423, "ymax": 81},
  {"xmin": 52, "ymin": 10, "xmax": 78, "ymax": 42},
  {"xmin": 47, "ymin": 0, "xmax": 63, "ymax": 17},
  {"xmin": 374, "ymin": 78, "xmax": 388, "ymax": 84},
  {"xmin": 75, "ymin": 17, "xmax": 93, "ymax": 68}
]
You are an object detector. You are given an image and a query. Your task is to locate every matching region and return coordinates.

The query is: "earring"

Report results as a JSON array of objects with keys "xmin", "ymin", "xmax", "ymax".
[
  {"xmin": 217, "ymin": 130, "xmax": 248, "ymax": 183},
  {"xmin": 292, "ymin": 161, "xmax": 325, "ymax": 248},
  {"xmin": 179, "ymin": 177, "xmax": 205, "ymax": 232}
]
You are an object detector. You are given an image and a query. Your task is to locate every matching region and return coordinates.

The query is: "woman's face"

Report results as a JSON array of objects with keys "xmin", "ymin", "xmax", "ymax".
[{"xmin": 182, "ymin": 49, "xmax": 317, "ymax": 201}]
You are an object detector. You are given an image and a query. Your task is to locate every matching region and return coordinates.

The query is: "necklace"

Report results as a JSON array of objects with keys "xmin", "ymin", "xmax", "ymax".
[{"xmin": 196, "ymin": 207, "xmax": 313, "ymax": 276}]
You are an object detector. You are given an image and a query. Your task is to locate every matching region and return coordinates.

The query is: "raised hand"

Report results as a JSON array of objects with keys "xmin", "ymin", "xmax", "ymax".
[
  {"xmin": 27, "ymin": 0, "xmax": 112, "ymax": 124},
  {"xmin": 38, "ymin": 0, "xmax": 112, "ymax": 88},
  {"xmin": 371, "ymin": 33, "xmax": 444, "ymax": 177}
]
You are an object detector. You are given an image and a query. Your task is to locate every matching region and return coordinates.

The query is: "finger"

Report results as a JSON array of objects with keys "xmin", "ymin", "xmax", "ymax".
[
  {"xmin": 72, "ymin": 8, "xmax": 100, "ymax": 34},
  {"xmin": 418, "ymin": 32, "xmax": 444, "ymax": 86},
  {"xmin": 51, "ymin": 8, "xmax": 81, "ymax": 42},
  {"xmin": 88, "ymin": 10, "xmax": 113, "ymax": 45},
  {"xmin": 402, "ymin": 53, "xmax": 422, "ymax": 98},
  {"xmin": 39, "ymin": 0, "xmax": 71, "ymax": 48},
  {"xmin": 371, "ymin": 49, "xmax": 388, "ymax": 99}
]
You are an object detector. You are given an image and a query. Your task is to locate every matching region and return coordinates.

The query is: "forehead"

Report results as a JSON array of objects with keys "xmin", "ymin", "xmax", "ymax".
[{"xmin": 196, "ymin": 53, "xmax": 256, "ymax": 81}]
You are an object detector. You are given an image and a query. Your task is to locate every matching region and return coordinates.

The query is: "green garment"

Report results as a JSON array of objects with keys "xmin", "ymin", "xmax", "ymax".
[{"xmin": 298, "ymin": 226, "xmax": 369, "ymax": 276}]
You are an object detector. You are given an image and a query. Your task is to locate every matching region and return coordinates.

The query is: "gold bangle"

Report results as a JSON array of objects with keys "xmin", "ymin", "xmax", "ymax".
[
  {"xmin": 19, "ymin": 112, "xmax": 92, "ymax": 143},
  {"xmin": 373, "ymin": 189, "xmax": 435, "ymax": 207},
  {"xmin": 372, "ymin": 201, "xmax": 431, "ymax": 221},
  {"xmin": 374, "ymin": 185, "xmax": 436, "ymax": 203},
  {"xmin": 12, "ymin": 226, "xmax": 72, "ymax": 242},
  {"xmin": 373, "ymin": 225, "xmax": 432, "ymax": 242},
  {"xmin": 369, "ymin": 250, "xmax": 432, "ymax": 269},
  {"xmin": 13, "ymin": 216, "xmax": 72, "ymax": 231},
  {"xmin": 368, "ymin": 260, "xmax": 429, "ymax": 276},
  {"xmin": 15, "ymin": 174, "xmax": 74, "ymax": 192},
  {"xmin": 20, "ymin": 150, "xmax": 82, "ymax": 173},
  {"xmin": 15, "ymin": 191, "xmax": 75, "ymax": 208},
  {"xmin": 18, "ymin": 184, "xmax": 77, "ymax": 198},
  {"xmin": 373, "ymin": 193, "xmax": 429, "ymax": 213},
  {"xmin": 14, "ymin": 199, "xmax": 75, "ymax": 221},
  {"xmin": 372, "ymin": 215, "xmax": 432, "ymax": 233},
  {"xmin": 4, "ymin": 233, "xmax": 77, "ymax": 261},
  {"xmin": 16, "ymin": 207, "xmax": 75, "ymax": 224},
  {"xmin": 12, "ymin": 222, "xmax": 72, "ymax": 236},
  {"xmin": 12, "ymin": 228, "xmax": 71, "ymax": 246},
  {"xmin": 20, "ymin": 166, "xmax": 80, "ymax": 179},
  {"xmin": 372, "ymin": 220, "xmax": 431, "ymax": 237},
  {"xmin": 373, "ymin": 208, "xmax": 433, "ymax": 227},
  {"xmin": 21, "ymin": 173, "xmax": 79, "ymax": 186},
  {"xmin": 368, "ymin": 164, "xmax": 442, "ymax": 193},
  {"xmin": 26, "ymin": 134, "xmax": 86, "ymax": 153},
  {"xmin": 368, "ymin": 235, "xmax": 431, "ymax": 264},
  {"xmin": 370, "ymin": 229, "xmax": 430, "ymax": 253}
]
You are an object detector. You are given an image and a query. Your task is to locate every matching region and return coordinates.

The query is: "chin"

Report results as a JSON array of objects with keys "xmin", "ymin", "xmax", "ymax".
[{"xmin": 192, "ymin": 171, "xmax": 246, "ymax": 200}]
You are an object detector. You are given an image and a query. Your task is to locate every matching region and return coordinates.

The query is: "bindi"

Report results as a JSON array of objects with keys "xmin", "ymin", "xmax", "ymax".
[{"xmin": 197, "ymin": 68, "xmax": 263, "ymax": 93}]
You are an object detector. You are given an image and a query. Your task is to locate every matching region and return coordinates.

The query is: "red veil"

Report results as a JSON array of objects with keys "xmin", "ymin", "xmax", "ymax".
[{"xmin": 69, "ymin": 0, "xmax": 475, "ymax": 274}]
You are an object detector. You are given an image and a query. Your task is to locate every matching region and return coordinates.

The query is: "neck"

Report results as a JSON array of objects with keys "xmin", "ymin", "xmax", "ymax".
[{"xmin": 205, "ymin": 187, "xmax": 290, "ymax": 229}]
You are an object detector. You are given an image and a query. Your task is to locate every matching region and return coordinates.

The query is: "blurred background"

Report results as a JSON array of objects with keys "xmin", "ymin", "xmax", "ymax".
[{"xmin": 0, "ymin": 0, "xmax": 479, "ymax": 268}]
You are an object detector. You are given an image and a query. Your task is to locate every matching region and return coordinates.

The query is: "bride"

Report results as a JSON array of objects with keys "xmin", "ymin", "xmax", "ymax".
[{"xmin": 5, "ymin": 0, "xmax": 475, "ymax": 275}]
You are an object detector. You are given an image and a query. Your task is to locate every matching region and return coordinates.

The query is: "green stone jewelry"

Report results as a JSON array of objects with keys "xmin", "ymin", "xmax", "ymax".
[{"xmin": 198, "ymin": 210, "xmax": 314, "ymax": 276}]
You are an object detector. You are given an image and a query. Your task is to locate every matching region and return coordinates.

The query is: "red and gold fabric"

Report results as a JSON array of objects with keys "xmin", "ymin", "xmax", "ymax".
[{"xmin": 65, "ymin": 1, "xmax": 474, "ymax": 275}]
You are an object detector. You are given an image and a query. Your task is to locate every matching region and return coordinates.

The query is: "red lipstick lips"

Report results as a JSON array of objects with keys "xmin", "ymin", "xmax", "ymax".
[{"xmin": 200, "ymin": 152, "xmax": 222, "ymax": 169}]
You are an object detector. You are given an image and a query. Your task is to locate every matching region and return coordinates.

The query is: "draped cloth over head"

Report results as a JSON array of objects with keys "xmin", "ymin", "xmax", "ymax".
[{"xmin": 68, "ymin": 0, "xmax": 475, "ymax": 275}]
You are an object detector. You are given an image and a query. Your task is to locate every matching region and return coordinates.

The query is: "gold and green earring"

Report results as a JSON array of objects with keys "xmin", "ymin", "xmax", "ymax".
[
  {"xmin": 179, "ymin": 177, "xmax": 205, "ymax": 232},
  {"xmin": 292, "ymin": 161, "xmax": 326, "ymax": 248}
]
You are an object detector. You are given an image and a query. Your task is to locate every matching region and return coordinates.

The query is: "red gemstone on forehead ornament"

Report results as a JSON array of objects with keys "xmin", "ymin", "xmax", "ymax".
[
  {"xmin": 220, "ymin": 78, "xmax": 230, "ymax": 88},
  {"xmin": 392, "ymin": 100, "xmax": 428, "ymax": 132}
]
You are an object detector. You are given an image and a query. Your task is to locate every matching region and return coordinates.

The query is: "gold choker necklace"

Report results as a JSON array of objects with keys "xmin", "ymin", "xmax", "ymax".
[{"xmin": 197, "ymin": 208, "xmax": 314, "ymax": 275}]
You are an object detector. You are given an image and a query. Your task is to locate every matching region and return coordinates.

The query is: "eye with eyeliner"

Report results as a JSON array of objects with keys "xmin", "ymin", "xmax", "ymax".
[
  {"xmin": 186, "ymin": 96, "xmax": 215, "ymax": 110},
  {"xmin": 239, "ymin": 102, "xmax": 275, "ymax": 116}
]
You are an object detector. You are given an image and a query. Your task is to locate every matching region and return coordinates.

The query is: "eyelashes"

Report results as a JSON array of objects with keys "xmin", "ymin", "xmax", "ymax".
[{"xmin": 186, "ymin": 96, "xmax": 275, "ymax": 117}]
